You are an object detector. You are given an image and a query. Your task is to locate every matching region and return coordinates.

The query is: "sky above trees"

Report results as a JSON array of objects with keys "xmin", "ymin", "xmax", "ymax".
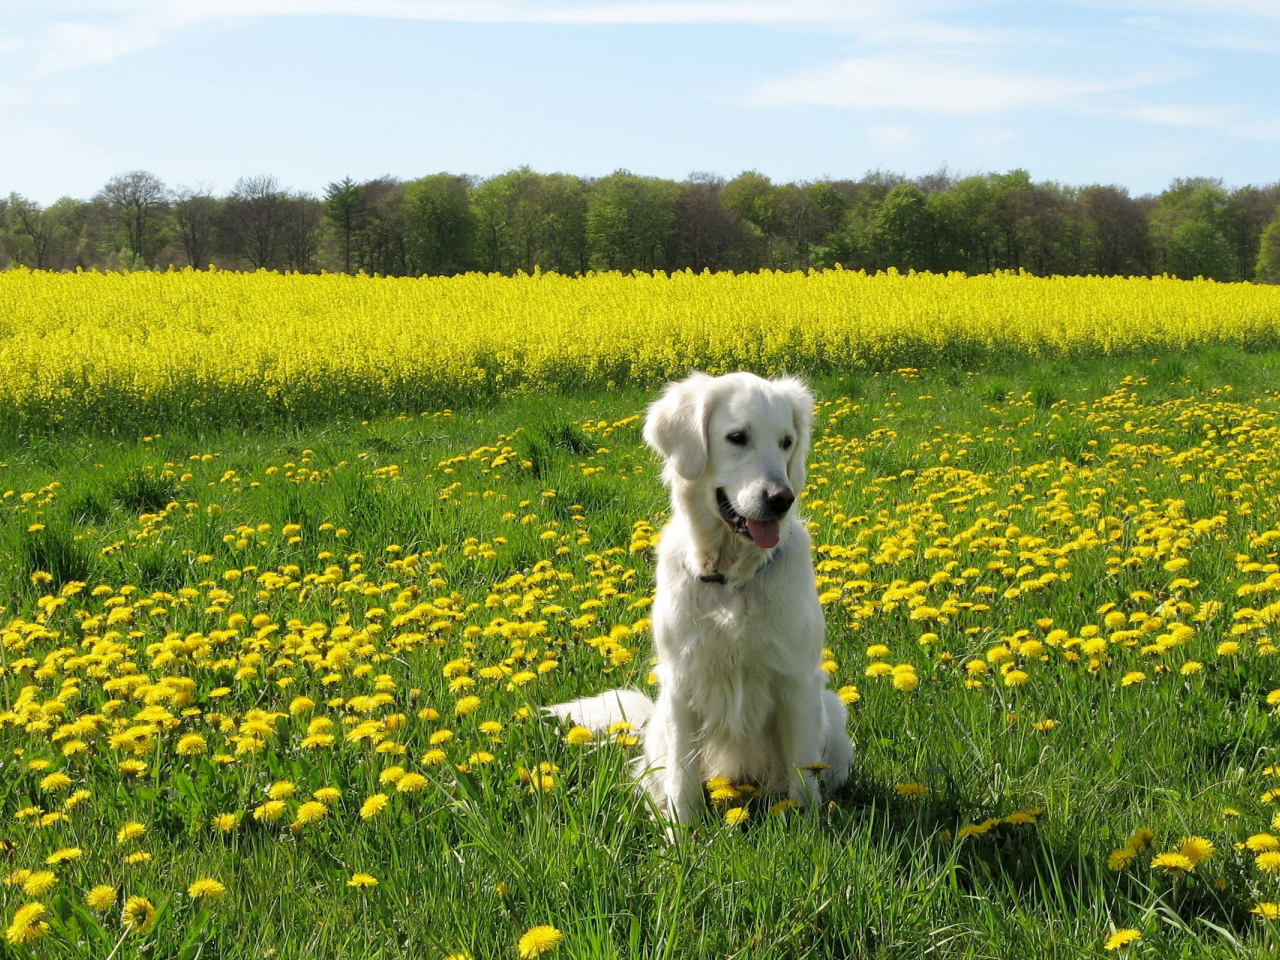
[{"xmin": 1, "ymin": 1, "xmax": 1279, "ymax": 203}]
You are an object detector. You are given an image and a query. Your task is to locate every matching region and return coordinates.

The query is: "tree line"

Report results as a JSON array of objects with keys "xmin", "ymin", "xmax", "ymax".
[{"xmin": 4, "ymin": 167, "xmax": 1280, "ymax": 282}]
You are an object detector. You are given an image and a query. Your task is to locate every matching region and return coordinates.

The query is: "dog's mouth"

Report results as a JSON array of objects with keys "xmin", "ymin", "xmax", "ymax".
[{"xmin": 716, "ymin": 488, "xmax": 781, "ymax": 550}]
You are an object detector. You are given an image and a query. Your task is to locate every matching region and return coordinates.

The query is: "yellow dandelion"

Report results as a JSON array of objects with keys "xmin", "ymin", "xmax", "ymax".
[
  {"xmin": 895, "ymin": 782, "xmax": 928, "ymax": 799},
  {"xmin": 38, "ymin": 772, "xmax": 72, "ymax": 793},
  {"xmin": 1107, "ymin": 847, "xmax": 1137, "ymax": 871},
  {"xmin": 45, "ymin": 847, "xmax": 81, "ymax": 865},
  {"xmin": 724, "ymin": 807, "xmax": 749, "ymax": 826},
  {"xmin": 211, "ymin": 812, "xmax": 240, "ymax": 832},
  {"xmin": 1151, "ymin": 852, "xmax": 1194, "ymax": 872},
  {"xmin": 1178, "ymin": 836, "xmax": 1214, "ymax": 865},
  {"xmin": 116, "ymin": 821, "xmax": 146, "ymax": 843},
  {"xmin": 5, "ymin": 902, "xmax": 50, "ymax": 945},
  {"xmin": 1248, "ymin": 833, "xmax": 1280, "ymax": 852},
  {"xmin": 86, "ymin": 885, "xmax": 117, "ymax": 911},
  {"xmin": 1120, "ymin": 671, "xmax": 1145, "ymax": 687},
  {"xmin": 1104, "ymin": 929, "xmax": 1141, "ymax": 951},
  {"xmin": 422, "ymin": 749, "xmax": 447, "ymax": 765},
  {"xmin": 122, "ymin": 895, "xmax": 157, "ymax": 934},
  {"xmin": 1253, "ymin": 902, "xmax": 1280, "ymax": 919},
  {"xmin": 455, "ymin": 695, "xmax": 482, "ymax": 717},
  {"xmin": 1257, "ymin": 852, "xmax": 1280, "ymax": 874},
  {"xmin": 187, "ymin": 878, "xmax": 226, "ymax": 899},
  {"xmin": 268, "ymin": 780, "xmax": 296, "ymax": 800},
  {"xmin": 22, "ymin": 871, "xmax": 57, "ymax": 896},
  {"xmin": 518, "ymin": 925, "xmax": 564, "ymax": 958},
  {"xmin": 253, "ymin": 801, "xmax": 287, "ymax": 822},
  {"xmin": 360, "ymin": 794, "xmax": 389, "ymax": 819},
  {"xmin": 347, "ymin": 872, "xmax": 378, "ymax": 889},
  {"xmin": 396, "ymin": 773, "xmax": 428, "ymax": 793},
  {"xmin": 566, "ymin": 726, "xmax": 594, "ymax": 745},
  {"xmin": 293, "ymin": 801, "xmax": 328, "ymax": 826}
]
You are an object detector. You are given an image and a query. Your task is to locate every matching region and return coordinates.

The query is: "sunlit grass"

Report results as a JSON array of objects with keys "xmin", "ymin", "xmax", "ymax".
[{"xmin": 4, "ymin": 351, "xmax": 1280, "ymax": 957}]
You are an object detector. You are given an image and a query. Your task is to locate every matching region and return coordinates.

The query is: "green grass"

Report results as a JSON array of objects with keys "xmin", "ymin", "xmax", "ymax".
[{"xmin": 4, "ymin": 349, "xmax": 1280, "ymax": 958}]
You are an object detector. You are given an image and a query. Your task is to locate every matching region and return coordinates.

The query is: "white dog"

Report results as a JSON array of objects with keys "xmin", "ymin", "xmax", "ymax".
[{"xmin": 548, "ymin": 371, "xmax": 853, "ymax": 828}]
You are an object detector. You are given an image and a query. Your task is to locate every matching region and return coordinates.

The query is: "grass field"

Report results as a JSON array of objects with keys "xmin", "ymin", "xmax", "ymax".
[{"xmin": 6, "ymin": 346, "xmax": 1280, "ymax": 958}]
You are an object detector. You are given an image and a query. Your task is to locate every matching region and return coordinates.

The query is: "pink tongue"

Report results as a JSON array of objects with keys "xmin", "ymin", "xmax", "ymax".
[{"xmin": 746, "ymin": 519, "xmax": 781, "ymax": 549}]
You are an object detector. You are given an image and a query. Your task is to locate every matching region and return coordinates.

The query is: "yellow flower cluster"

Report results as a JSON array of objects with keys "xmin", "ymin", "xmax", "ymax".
[{"xmin": 2, "ymin": 268, "xmax": 1280, "ymax": 428}]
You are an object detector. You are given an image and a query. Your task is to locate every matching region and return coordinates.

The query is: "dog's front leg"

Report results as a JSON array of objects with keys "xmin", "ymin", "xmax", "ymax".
[
  {"xmin": 774, "ymin": 679, "xmax": 824, "ymax": 808},
  {"xmin": 663, "ymin": 694, "xmax": 704, "ymax": 829}
]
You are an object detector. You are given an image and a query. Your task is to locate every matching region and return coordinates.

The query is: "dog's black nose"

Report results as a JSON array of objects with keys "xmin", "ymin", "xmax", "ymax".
[{"xmin": 764, "ymin": 484, "xmax": 795, "ymax": 515}]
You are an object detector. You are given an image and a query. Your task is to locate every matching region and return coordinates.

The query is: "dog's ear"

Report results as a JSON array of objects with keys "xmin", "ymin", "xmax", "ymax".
[
  {"xmin": 644, "ymin": 372, "xmax": 713, "ymax": 481},
  {"xmin": 772, "ymin": 376, "xmax": 813, "ymax": 492}
]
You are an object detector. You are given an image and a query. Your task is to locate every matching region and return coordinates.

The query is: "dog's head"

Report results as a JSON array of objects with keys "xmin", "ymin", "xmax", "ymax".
[{"xmin": 643, "ymin": 371, "xmax": 813, "ymax": 550}]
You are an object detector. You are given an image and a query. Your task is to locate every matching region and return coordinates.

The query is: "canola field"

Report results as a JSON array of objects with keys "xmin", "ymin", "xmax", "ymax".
[
  {"xmin": 4, "ymin": 272, "xmax": 1280, "ymax": 957},
  {"xmin": 2, "ymin": 268, "xmax": 1280, "ymax": 434}
]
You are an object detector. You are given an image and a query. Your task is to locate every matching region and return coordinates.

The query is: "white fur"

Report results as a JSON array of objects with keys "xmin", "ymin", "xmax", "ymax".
[{"xmin": 547, "ymin": 371, "xmax": 853, "ymax": 831}]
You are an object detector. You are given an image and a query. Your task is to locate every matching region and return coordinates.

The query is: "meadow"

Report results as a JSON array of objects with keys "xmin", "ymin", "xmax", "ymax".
[{"xmin": 5, "ymin": 271, "xmax": 1280, "ymax": 957}]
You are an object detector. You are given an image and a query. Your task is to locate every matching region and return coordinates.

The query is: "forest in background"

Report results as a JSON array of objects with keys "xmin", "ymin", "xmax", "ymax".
[{"xmin": 4, "ymin": 167, "xmax": 1280, "ymax": 282}]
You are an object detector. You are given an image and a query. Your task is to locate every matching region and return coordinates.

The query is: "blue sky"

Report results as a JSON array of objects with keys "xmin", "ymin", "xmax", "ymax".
[{"xmin": 2, "ymin": 1, "xmax": 1279, "ymax": 203}]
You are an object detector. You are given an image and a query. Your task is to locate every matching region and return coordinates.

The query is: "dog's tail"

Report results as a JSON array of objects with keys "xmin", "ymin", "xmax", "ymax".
[{"xmin": 544, "ymin": 689, "xmax": 655, "ymax": 732}]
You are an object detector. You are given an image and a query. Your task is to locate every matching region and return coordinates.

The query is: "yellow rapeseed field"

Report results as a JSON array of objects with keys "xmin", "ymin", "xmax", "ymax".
[{"xmin": 2, "ymin": 267, "xmax": 1279, "ymax": 429}]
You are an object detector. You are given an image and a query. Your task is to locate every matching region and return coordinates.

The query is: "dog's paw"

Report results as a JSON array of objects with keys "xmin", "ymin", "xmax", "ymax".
[{"xmin": 697, "ymin": 550, "xmax": 721, "ymax": 577}]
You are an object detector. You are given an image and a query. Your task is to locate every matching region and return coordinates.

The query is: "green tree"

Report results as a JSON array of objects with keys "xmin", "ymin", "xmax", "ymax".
[
  {"xmin": 405, "ymin": 174, "xmax": 477, "ymax": 275},
  {"xmin": 1254, "ymin": 210, "xmax": 1280, "ymax": 283},
  {"xmin": 585, "ymin": 171, "xmax": 680, "ymax": 273},
  {"xmin": 875, "ymin": 184, "xmax": 938, "ymax": 272},
  {"xmin": 324, "ymin": 177, "xmax": 367, "ymax": 273}
]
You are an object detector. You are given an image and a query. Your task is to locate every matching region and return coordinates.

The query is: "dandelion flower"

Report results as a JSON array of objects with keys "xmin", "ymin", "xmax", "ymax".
[
  {"xmin": 1253, "ymin": 902, "xmax": 1280, "ymax": 919},
  {"xmin": 1151, "ymin": 852, "xmax": 1194, "ymax": 872},
  {"xmin": 211, "ymin": 812, "xmax": 240, "ymax": 832},
  {"xmin": 188, "ymin": 878, "xmax": 226, "ymax": 899},
  {"xmin": 837, "ymin": 685, "xmax": 860, "ymax": 704},
  {"xmin": 175, "ymin": 734, "xmax": 207, "ymax": 755},
  {"xmin": 895, "ymin": 782, "xmax": 928, "ymax": 799},
  {"xmin": 1107, "ymin": 847, "xmax": 1137, "ymax": 871},
  {"xmin": 253, "ymin": 801, "xmax": 287, "ymax": 823},
  {"xmin": 1128, "ymin": 827, "xmax": 1155, "ymax": 850},
  {"xmin": 421, "ymin": 749, "xmax": 447, "ymax": 765},
  {"xmin": 45, "ymin": 847, "xmax": 81, "ymax": 864},
  {"xmin": 1003, "ymin": 669, "xmax": 1030, "ymax": 687},
  {"xmin": 397, "ymin": 773, "xmax": 428, "ymax": 793},
  {"xmin": 5, "ymin": 902, "xmax": 50, "ymax": 945},
  {"xmin": 293, "ymin": 801, "xmax": 328, "ymax": 826},
  {"xmin": 22, "ymin": 871, "xmax": 56, "ymax": 896},
  {"xmin": 1257, "ymin": 852, "xmax": 1280, "ymax": 874},
  {"xmin": 313, "ymin": 787, "xmax": 341, "ymax": 804},
  {"xmin": 1248, "ymin": 833, "xmax": 1280, "ymax": 852},
  {"xmin": 455, "ymin": 696, "xmax": 482, "ymax": 717},
  {"xmin": 122, "ymin": 895, "xmax": 157, "ymax": 934},
  {"xmin": 268, "ymin": 780, "xmax": 296, "ymax": 800},
  {"xmin": 1104, "ymin": 929, "xmax": 1141, "ymax": 951},
  {"xmin": 39, "ymin": 772, "xmax": 72, "ymax": 793},
  {"xmin": 347, "ymin": 872, "xmax": 377, "ymax": 889},
  {"xmin": 86, "ymin": 885, "xmax": 117, "ymax": 911},
  {"xmin": 1178, "ymin": 836, "xmax": 1214, "ymax": 865},
  {"xmin": 1120, "ymin": 671, "xmax": 1145, "ymax": 687},
  {"xmin": 518, "ymin": 925, "xmax": 564, "ymax": 958},
  {"xmin": 566, "ymin": 726, "xmax": 594, "ymax": 745},
  {"xmin": 360, "ymin": 794, "xmax": 389, "ymax": 819},
  {"xmin": 124, "ymin": 852, "xmax": 152, "ymax": 865},
  {"xmin": 725, "ymin": 807, "xmax": 749, "ymax": 826}
]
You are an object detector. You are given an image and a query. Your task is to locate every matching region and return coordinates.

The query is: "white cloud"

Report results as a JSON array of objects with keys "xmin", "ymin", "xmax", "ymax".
[{"xmin": 750, "ymin": 55, "xmax": 1159, "ymax": 115}]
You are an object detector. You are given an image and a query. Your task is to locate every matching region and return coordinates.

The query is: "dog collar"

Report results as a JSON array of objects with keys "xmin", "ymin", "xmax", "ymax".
[{"xmin": 696, "ymin": 541, "xmax": 782, "ymax": 586}]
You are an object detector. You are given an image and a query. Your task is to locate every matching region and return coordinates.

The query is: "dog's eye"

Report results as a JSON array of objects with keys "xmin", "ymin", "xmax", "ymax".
[
  {"xmin": 780, "ymin": 436, "xmax": 793, "ymax": 450},
  {"xmin": 725, "ymin": 431, "xmax": 748, "ymax": 447}
]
